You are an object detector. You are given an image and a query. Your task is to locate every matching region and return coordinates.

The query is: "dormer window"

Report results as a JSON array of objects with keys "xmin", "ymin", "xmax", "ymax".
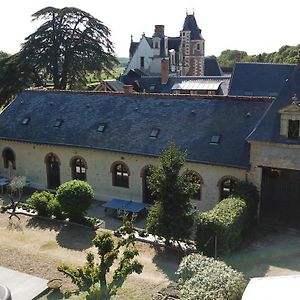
[
  {"xmin": 288, "ymin": 120, "xmax": 299, "ymax": 139},
  {"xmin": 54, "ymin": 119, "xmax": 63, "ymax": 128},
  {"xmin": 22, "ymin": 117, "xmax": 30, "ymax": 125},
  {"xmin": 150, "ymin": 128, "xmax": 160, "ymax": 138},
  {"xmin": 279, "ymin": 100, "xmax": 300, "ymax": 139}
]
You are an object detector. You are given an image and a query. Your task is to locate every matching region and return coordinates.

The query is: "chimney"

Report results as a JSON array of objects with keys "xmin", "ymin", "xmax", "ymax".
[
  {"xmin": 161, "ymin": 58, "xmax": 169, "ymax": 84},
  {"xmin": 155, "ymin": 25, "xmax": 165, "ymax": 36},
  {"xmin": 236, "ymin": 51, "xmax": 241, "ymax": 63},
  {"xmin": 123, "ymin": 85, "xmax": 134, "ymax": 94}
]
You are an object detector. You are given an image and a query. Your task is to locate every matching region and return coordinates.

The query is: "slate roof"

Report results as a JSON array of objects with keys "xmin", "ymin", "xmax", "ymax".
[
  {"xmin": 129, "ymin": 41, "xmax": 139, "ymax": 58},
  {"xmin": 95, "ymin": 80, "xmax": 124, "ymax": 92},
  {"xmin": 248, "ymin": 65, "xmax": 300, "ymax": 145},
  {"xmin": 0, "ymin": 90, "xmax": 271, "ymax": 169},
  {"xmin": 182, "ymin": 14, "xmax": 203, "ymax": 40},
  {"xmin": 205, "ymin": 57, "xmax": 224, "ymax": 76},
  {"xmin": 229, "ymin": 62, "xmax": 295, "ymax": 97},
  {"xmin": 168, "ymin": 37, "xmax": 181, "ymax": 51}
]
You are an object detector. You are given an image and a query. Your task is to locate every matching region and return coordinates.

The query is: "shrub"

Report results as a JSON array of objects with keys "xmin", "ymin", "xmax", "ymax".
[
  {"xmin": 195, "ymin": 197, "xmax": 247, "ymax": 255},
  {"xmin": 27, "ymin": 191, "xmax": 54, "ymax": 216},
  {"xmin": 56, "ymin": 180, "xmax": 94, "ymax": 221},
  {"xmin": 232, "ymin": 181, "xmax": 259, "ymax": 230},
  {"xmin": 177, "ymin": 254, "xmax": 246, "ymax": 300},
  {"xmin": 47, "ymin": 198, "xmax": 63, "ymax": 219}
]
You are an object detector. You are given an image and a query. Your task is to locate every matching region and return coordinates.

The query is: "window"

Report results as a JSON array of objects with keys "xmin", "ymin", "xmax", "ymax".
[
  {"xmin": 54, "ymin": 119, "xmax": 63, "ymax": 128},
  {"xmin": 150, "ymin": 128, "xmax": 160, "ymax": 138},
  {"xmin": 219, "ymin": 177, "xmax": 237, "ymax": 200},
  {"xmin": 2, "ymin": 148, "xmax": 16, "ymax": 169},
  {"xmin": 210, "ymin": 135, "xmax": 221, "ymax": 144},
  {"xmin": 197, "ymin": 43, "xmax": 200, "ymax": 51},
  {"xmin": 140, "ymin": 57, "xmax": 145, "ymax": 68},
  {"xmin": 154, "ymin": 41, "xmax": 159, "ymax": 49},
  {"xmin": 97, "ymin": 123, "xmax": 107, "ymax": 133},
  {"xmin": 22, "ymin": 117, "xmax": 30, "ymax": 125},
  {"xmin": 112, "ymin": 162, "xmax": 129, "ymax": 188},
  {"xmin": 186, "ymin": 171, "xmax": 202, "ymax": 200},
  {"xmin": 71, "ymin": 157, "xmax": 87, "ymax": 181},
  {"xmin": 288, "ymin": 120, "xmax": 299, "ymax": 139}
]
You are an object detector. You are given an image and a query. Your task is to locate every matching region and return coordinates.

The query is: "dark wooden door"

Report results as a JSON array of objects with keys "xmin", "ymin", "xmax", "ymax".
[
  {"xmin": 47, "ymin": 155, "xmax": 60, "ymax": 189},
  {"xmin": 261, "ymin": 167, "xmax": 300, "ymax": 227}
]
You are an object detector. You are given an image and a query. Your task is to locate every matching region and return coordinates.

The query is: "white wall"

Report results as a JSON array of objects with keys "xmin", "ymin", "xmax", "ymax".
[{"xmin": 0, "ymin": 141, "xmax": 246, "ymax": 211}]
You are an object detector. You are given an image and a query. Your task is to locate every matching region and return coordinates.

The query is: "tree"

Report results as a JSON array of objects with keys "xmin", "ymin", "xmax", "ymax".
[
  {"xmin": 8, "ymin": 176, "xmax": 26, "ymax": 220},
  {"xmin": 0, "ymin": 53, "xmax": 43, "ymax": 106},
  {"xmin": 0, "ymin": 51, "xmax": 9, "ymax": 60},
  {"xmin": 56, "ymin": 180, "xmax": 94, "ymax": 221},
  {"xmin": 146, "ymin": 142, "xmax": 197, "ymax": 244},
  {"xmin": 58, "ymin": 232, "xmax": 143, "ymax": 299},
  {"xmin": 21, "ymin": 6, "xmax": 117, "ymax": 90}
]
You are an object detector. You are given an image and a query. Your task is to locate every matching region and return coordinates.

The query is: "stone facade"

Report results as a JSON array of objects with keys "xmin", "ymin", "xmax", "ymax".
[{"xmin": 0, "ymin": 140, "xmax": 246, "ymax": 212}]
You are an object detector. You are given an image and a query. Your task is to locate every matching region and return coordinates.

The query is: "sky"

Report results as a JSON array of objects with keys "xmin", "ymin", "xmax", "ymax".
[{"xmin": 0, "ymin": 0, "xmax": 299, "ymax": 58}]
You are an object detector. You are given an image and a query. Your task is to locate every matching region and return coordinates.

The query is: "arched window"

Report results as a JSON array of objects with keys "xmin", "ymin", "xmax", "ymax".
[
  {"xmin": 141, "ymin": 165, "xmax": 155, "ymax": 204},
  {"xmin": 2, "ymin": 148, "xmax": 16, "ymax": 169},
  {"xmin": 45, "ymin": 153, "xmax": 60, "ymax": 189},
  {"xmin": 218, "ymin": 176, "xmax": 238, "ymax": 200},
  {"xmin": 111, "ymin": 162, "xmax": 130, "ymax": 188},
  {"xmin": 70, "ymin": 156, "xmax": 87, "ymax": 181},
  {"xmin": 185, "ymin": 171, "xmax": 203, "ymax": 201}
]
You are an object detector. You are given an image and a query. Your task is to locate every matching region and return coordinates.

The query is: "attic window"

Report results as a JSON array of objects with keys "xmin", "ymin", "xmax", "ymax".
[
  {"xmin": 150, "ymin": 128, "xmax": 160, "ymax": 138},
  {"xmin": 54, "ymin": 119, "xmax": 63, "ymax": 128},
  {"xmin": 210, "ymin": 135, "xmax": 221, "ymax": 144},
  {"xmin": 97, "ymin": 123, "xmax": 107, "ymax": 133},
  {"xmin": 22, "ymin": 117, "xmax": 30, "ymax": 125}
]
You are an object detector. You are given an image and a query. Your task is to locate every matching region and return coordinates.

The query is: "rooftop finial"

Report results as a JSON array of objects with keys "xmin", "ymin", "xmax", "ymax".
[
  {"xmin": 186, "ymin": 8, "xmax": 188, "ymax": 15},
  {"xmin": 131, "ymin": 34, "xmax": 133, "ymax": 42},
  {"xmin": 193, "ymin": 8, "xmax": 195, "ymax": 15}
]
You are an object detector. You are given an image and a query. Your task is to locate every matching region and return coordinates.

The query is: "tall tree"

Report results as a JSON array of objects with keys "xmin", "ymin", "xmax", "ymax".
[
  {"xmin": 21, "ymin": 6, "xmax": 117, "ymax": 89},
  {"xmin": 146, "ymin": 142, "xmax": 197, "ymax": 244}
]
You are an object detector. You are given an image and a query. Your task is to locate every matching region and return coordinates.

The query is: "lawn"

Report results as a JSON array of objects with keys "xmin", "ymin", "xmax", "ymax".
[{"xmin": 0, "ymin": 213, "xmax": 179, "ymax": 299}]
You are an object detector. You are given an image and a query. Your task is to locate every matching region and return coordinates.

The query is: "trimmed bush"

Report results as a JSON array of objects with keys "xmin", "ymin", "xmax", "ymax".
[
  {"xmin": 27, "ymin": 191, "xmax": 54, "ymax": 216},
  {"xmin": 177, "ymin": 253, "xmax": 246, "ymax": 300},
  {"xmin": 196, "ymin": 197, "xmax": 247, "ymax": 255},
  {"xmin": 232, "ymin": 181, "xmax": 259, "ymax": 230},
  {"xmin": 47, "ymin": 198, "xmax": 63, "ymax": 219},
  {"xmin": 56, "ymin": 180, "xmax": 94, "ymax": 221}
]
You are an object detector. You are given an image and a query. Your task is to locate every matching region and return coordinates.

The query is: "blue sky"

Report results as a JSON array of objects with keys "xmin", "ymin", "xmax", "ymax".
[{"xmin": 0, "ymin": 0, "xmax": 299, "ymax": 57}]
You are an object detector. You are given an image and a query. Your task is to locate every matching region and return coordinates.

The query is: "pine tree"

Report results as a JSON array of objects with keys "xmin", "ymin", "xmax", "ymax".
[{"xmin": 146, "ymin": 142, "xmax": 197, "ymax": 243}]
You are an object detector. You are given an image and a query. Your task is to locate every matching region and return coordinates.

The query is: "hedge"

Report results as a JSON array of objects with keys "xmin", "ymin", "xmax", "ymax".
[
  {"xmin": 195, "ymin": 197, "xmax": 247, "ymax": 255},
  {"xmin": 177, "ymin": 253, "xmax": 246, "ymax": 300},
  {"xmin": 27, "ymin": 191, "xmax": 54, "ymax": 216}
]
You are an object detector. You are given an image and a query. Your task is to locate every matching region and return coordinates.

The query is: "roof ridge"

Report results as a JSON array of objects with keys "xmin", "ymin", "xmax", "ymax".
[{"xmin": 23, "ymin": 89, "xmax": 274, "ymax": 102}]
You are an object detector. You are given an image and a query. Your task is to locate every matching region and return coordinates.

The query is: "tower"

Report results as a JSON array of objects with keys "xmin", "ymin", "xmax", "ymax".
[{"xmin": 179, "ymin": 13, "xmax": 205, "ymax": 76}]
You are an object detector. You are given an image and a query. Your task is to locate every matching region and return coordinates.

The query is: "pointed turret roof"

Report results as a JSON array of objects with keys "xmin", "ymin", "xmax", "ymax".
[{"xmin": 182, "ymin": 14, "xmax": 203, "ymax": 40}]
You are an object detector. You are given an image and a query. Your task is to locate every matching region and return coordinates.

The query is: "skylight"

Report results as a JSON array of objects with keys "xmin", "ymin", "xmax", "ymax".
[
  {"xmin": 150, "ymin": 128, "xmax": 160, "ymax": 138},
  {"xmin": 21, "ymin": 117, "xmax": 30, "ymax": 125},
  {"xmin": 97, "ymin": 123, "xmax": 107, "ymax": 133},
  {"xmin": 54, "ymin": 119, "xmax": 63, "ymax": 128},
  {"xmin": 210, "ymin": 135, "xmax": 221, "ymax": 144}
]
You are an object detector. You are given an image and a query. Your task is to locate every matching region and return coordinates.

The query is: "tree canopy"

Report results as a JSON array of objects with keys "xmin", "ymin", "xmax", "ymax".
[
  {"xmin": 146, "ymin": 142, "xmax": 197, "ymax": 243},
  {"xmin": 218, "ymin": 45, "xmax": 300, "ymax": 68},
  {"xmin": 21, "ymin": 6, "xmax": 117, "ymax": 89},
  {"xmin": 0, "ymin": 6, "xmax": 117, "ymax": 106}
]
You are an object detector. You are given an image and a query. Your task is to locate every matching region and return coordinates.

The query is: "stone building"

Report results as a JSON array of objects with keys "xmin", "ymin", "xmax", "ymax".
[
  {"xmin": 0, "ymin": 90, "xmax": 271, "ymax": 212},
  {"xmin": 123, "ymin": 13, "xmax": 206, "ymax": 77}
]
